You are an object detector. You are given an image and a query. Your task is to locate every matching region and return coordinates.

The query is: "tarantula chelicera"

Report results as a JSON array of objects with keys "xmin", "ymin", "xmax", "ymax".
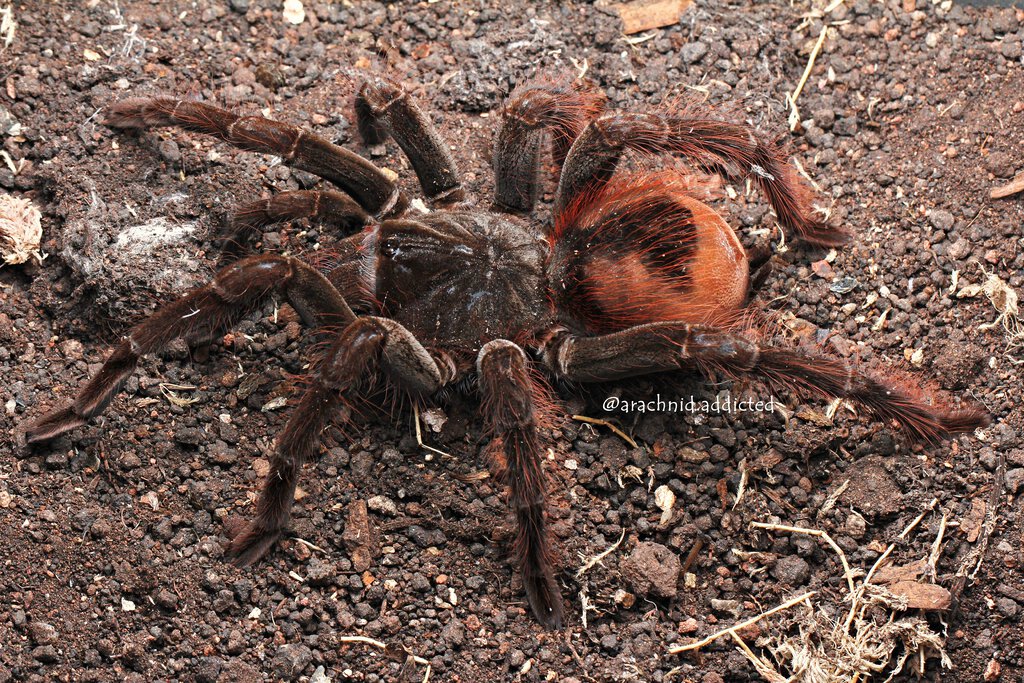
[{"xmin": 22, "ymin": 76, "xmax": 988, "ymax": 628}]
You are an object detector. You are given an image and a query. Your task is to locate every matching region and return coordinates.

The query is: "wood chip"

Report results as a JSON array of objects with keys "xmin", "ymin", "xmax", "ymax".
[
  {"xmin": 612, "ymin": 0, "xmax": 692, "ymax": 35},
  {"xmin": 885, "ymin": 581, "xmax": 952, "ymax": 610},
  {"xmin": 991, "ymin": 173, "xmax": 1024, "ymax": 199},
  {"xmin": 343, "ymin": 500, "xmax": 380, "ymax": 572},
  {"xmin": 873, "ymin": 558, "xmax": 926, "ymax": 585}
]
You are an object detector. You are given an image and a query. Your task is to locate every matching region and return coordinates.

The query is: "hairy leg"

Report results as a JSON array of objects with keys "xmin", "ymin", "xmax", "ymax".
[
  {"xmin": 540, "ymin": 323, "xmax": 989, "ymax": 442},
  {"xmin": 218, "ymin": 189, "xmax": 370, "ymax": 264},
  {"xmin": 554, "ymin": 109, "xmax": 848, "ymax": 246},
  {"xmin": 228, "ymin": 316, "xmax": 453, "ymax": 565},
  {"xmin": 107, "ymin": 98, "xmax": 407, "ymax": 217},
  {"xmin": 493, "ymin": 78, "xmax": 604, "ymax": 214},
  {"xmin": 219, "ymin": 190, "xmax": 370, "ymax": 264},
  {"xmin": 21, "ymin": 256, "xmax": 355, "ymax": 445},
  {"xmin": 477, "ymin": 340, "xmax": 564, "ymax": 629},
  {"xmin": 355, "ymin": 79, "xmax": 464, "ymax": 205}
]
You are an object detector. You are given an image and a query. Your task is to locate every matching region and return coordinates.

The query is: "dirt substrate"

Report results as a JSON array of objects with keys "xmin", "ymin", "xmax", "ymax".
[{"xmin": 1, "ymin": 1, "xmax": 1023, "ymax": 681}]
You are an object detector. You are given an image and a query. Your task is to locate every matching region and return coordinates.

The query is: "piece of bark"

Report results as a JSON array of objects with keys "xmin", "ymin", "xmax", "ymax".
[
  {"xmin": 962, "ymin": 498, "xmax": 986, "ymax": 543},
  {"xmin": 887, "ymin": 581, "xmax": 953, "ymax": 610},
  {"xmin": 991, "ymin": 173, "xmax": 1024, "ymax": 199},
  {"xmin": 873, "ymin": 558, "xmax": 926, "ymax": 585},
  {"xmin": 343, "ymin": 499, "xmax": 380, "ymax": 572},
  {"xmin": 613, "ymin": 0, "xmax": 692, "ymax": 34}
]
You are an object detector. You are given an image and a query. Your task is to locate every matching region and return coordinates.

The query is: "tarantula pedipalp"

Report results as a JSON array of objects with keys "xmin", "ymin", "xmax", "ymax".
[{"xmin": 21, "ymin": 76, "xmax": 988, "ymax": 629}]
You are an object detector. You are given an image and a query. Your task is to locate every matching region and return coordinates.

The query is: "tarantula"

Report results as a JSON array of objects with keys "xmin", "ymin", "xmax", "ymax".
[{"xmin": 21, "ymin": 76, "xmax": 987, "ymax": 629}]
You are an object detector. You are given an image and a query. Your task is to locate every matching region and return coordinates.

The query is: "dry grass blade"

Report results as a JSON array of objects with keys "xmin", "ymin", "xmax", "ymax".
[
  {"xmin": 158, "ymin": 382, "xmax": 199, "ymax": 407},
  {"xmin": 787, "ymin": 24, "xmax": 829, "ymax": 130},
  {"xmin": 0, "ymin": 5, "xmax": 15, "ymax": 48},
  {"xmin": 707, "ymin": 511, "xmax": 954, "ymax": 683},
  {"xmin": 413, "ymin": 403, "xmax": 453, "ymax": 460}
]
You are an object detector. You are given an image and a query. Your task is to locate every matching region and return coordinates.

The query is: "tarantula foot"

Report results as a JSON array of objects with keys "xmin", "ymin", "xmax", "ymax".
[
  {"xmin": 104, "ymin": 98, "xmax": 164, "ymax": 129},
  {"xmin": 225, "ymin": 518, "xmax": 284, "ymax": 568},
  {"xmin": 797, "ymin": 219, "xmax": 852, "ymax": 248},
  {"xmin": 523, "ymin": 570, "xmax": 565, "ymax": 630},
  {"xmin": 21, "ymin": 405, "xmax": 86, "ymax": 446},
  {"xmin": 937, "ymin": 408, "xmax": 991, "ymax": 438}
]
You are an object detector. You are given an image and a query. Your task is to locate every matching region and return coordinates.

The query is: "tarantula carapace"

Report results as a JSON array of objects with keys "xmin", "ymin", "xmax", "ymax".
[{"xmin": 21, "ymin": 76, "xmax": 988, "ymax": 629}]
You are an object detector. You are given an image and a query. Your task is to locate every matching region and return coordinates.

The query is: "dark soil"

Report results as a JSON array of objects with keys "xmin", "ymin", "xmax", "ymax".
[{"xmin": 2, "ymin": 1, "xmax": 1023, "ymax": 681}]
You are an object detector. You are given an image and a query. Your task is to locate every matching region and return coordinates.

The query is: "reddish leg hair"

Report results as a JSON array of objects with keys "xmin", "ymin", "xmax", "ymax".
[
  {"xmin": 477, "ymin": 340, "xmax": 564, "ymax": 629},
  {"xmin": 355, "ymin": 78, "xmax": 465, "ymax": 205},
  {"xmin": 555, "ymin": 107, "xmax": 849, "ymax": 246},
  {"xmin": 221, "ymin": 190, "xmax": 370, "ymax": 264},
  {"xmin": 493, "ymin": 77, "xmax": 605, "ymax": 214},
  {"xmin": 106, "ymin": 98, "xmax": 407, "ymax": 217},
  {"xmin": 542, "ymin": 322, "xmax": 989, "ymax": 443},
  {"xmin": 20, "ymin": 256, "xmax": 354, "ymax": 445}
]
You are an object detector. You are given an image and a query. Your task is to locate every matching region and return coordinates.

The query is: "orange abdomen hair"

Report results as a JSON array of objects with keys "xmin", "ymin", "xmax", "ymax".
[{"xmin": 550, "ymin": 173, "xmax": 749, "ymax": 333}]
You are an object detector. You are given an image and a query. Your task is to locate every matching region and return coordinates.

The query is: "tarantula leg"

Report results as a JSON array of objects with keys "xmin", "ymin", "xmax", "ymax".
[
  {"xmin": 745, "ymin": 242, "xmax": 775, "ymax": 303},
  {"xmin": 220, "ymin": 190, "xmax": 370, "ymax": 263},
  {"xmin": 493, "ymin": 78, "xmax": 605, "ymax": 214},
  {"xmin": 355, "ymin": 79, "xmax": 465, "ymax": 205},
  {"xmin": 541, "ymin": 323, "xmax": 989, "ymax": 442},
  {"xmin": 106, "ymin": 98, "xmax": 407, "ymax": 217},
  {"xmin": 554, "ymin": 110, "xmax": 849, "ymax": 246},
  {"xmin": 229, "ymin": 316, "xmax": 453, "ymax": 566},
  {"xmin": 20, "ymin": 256, "xmax": 354, "ymax": 445},
  {"xmin": 476, "ymin": 340, "xmax": 564, "ymax": 629}
]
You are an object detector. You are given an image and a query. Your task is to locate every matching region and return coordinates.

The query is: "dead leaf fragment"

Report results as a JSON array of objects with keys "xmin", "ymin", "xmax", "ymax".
[
  {"xmin": 0, "ymin": 193, "xmax": 42, "ymax": 265},
  {"xmin": 613, "ymin": 588, "xmax": 636, "ymax": 609},
  {"xmin": 343, "ymin": 500, "xmax": 380, "ymax": 572},
  {"xmin": 420, "ymin": 407, "xmax": 448, "ymax": 433},
  {"xmin": 613, "ymin": 0, "xmax": 691, "ymax": 34},
  {"xmin": 83, "ymin": 48, "xmax": 101, "ymax": 61}
]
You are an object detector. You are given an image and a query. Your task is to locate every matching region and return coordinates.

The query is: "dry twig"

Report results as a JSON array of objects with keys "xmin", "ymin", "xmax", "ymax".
[
  {"xmin": 576, "ymin": 528, "xmax": 627, "ymax": 579},
  {"xmin": 669, "ymin": 591, "xmax": 815, "ymax": 653},
  {"xmin": 751, "ymin": 521, "xmax": 855, "ymax": 592},
  {"xmin": 572, "ymin": 414, "xmax": 639, "ymax": 448},
  {"xmin": 990, "ymin": 173, "xmax": 1024, "ymax": 199},
  {"xmin": 337, "ymin": 635, "xmax": 432, "ymax": 682}
]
